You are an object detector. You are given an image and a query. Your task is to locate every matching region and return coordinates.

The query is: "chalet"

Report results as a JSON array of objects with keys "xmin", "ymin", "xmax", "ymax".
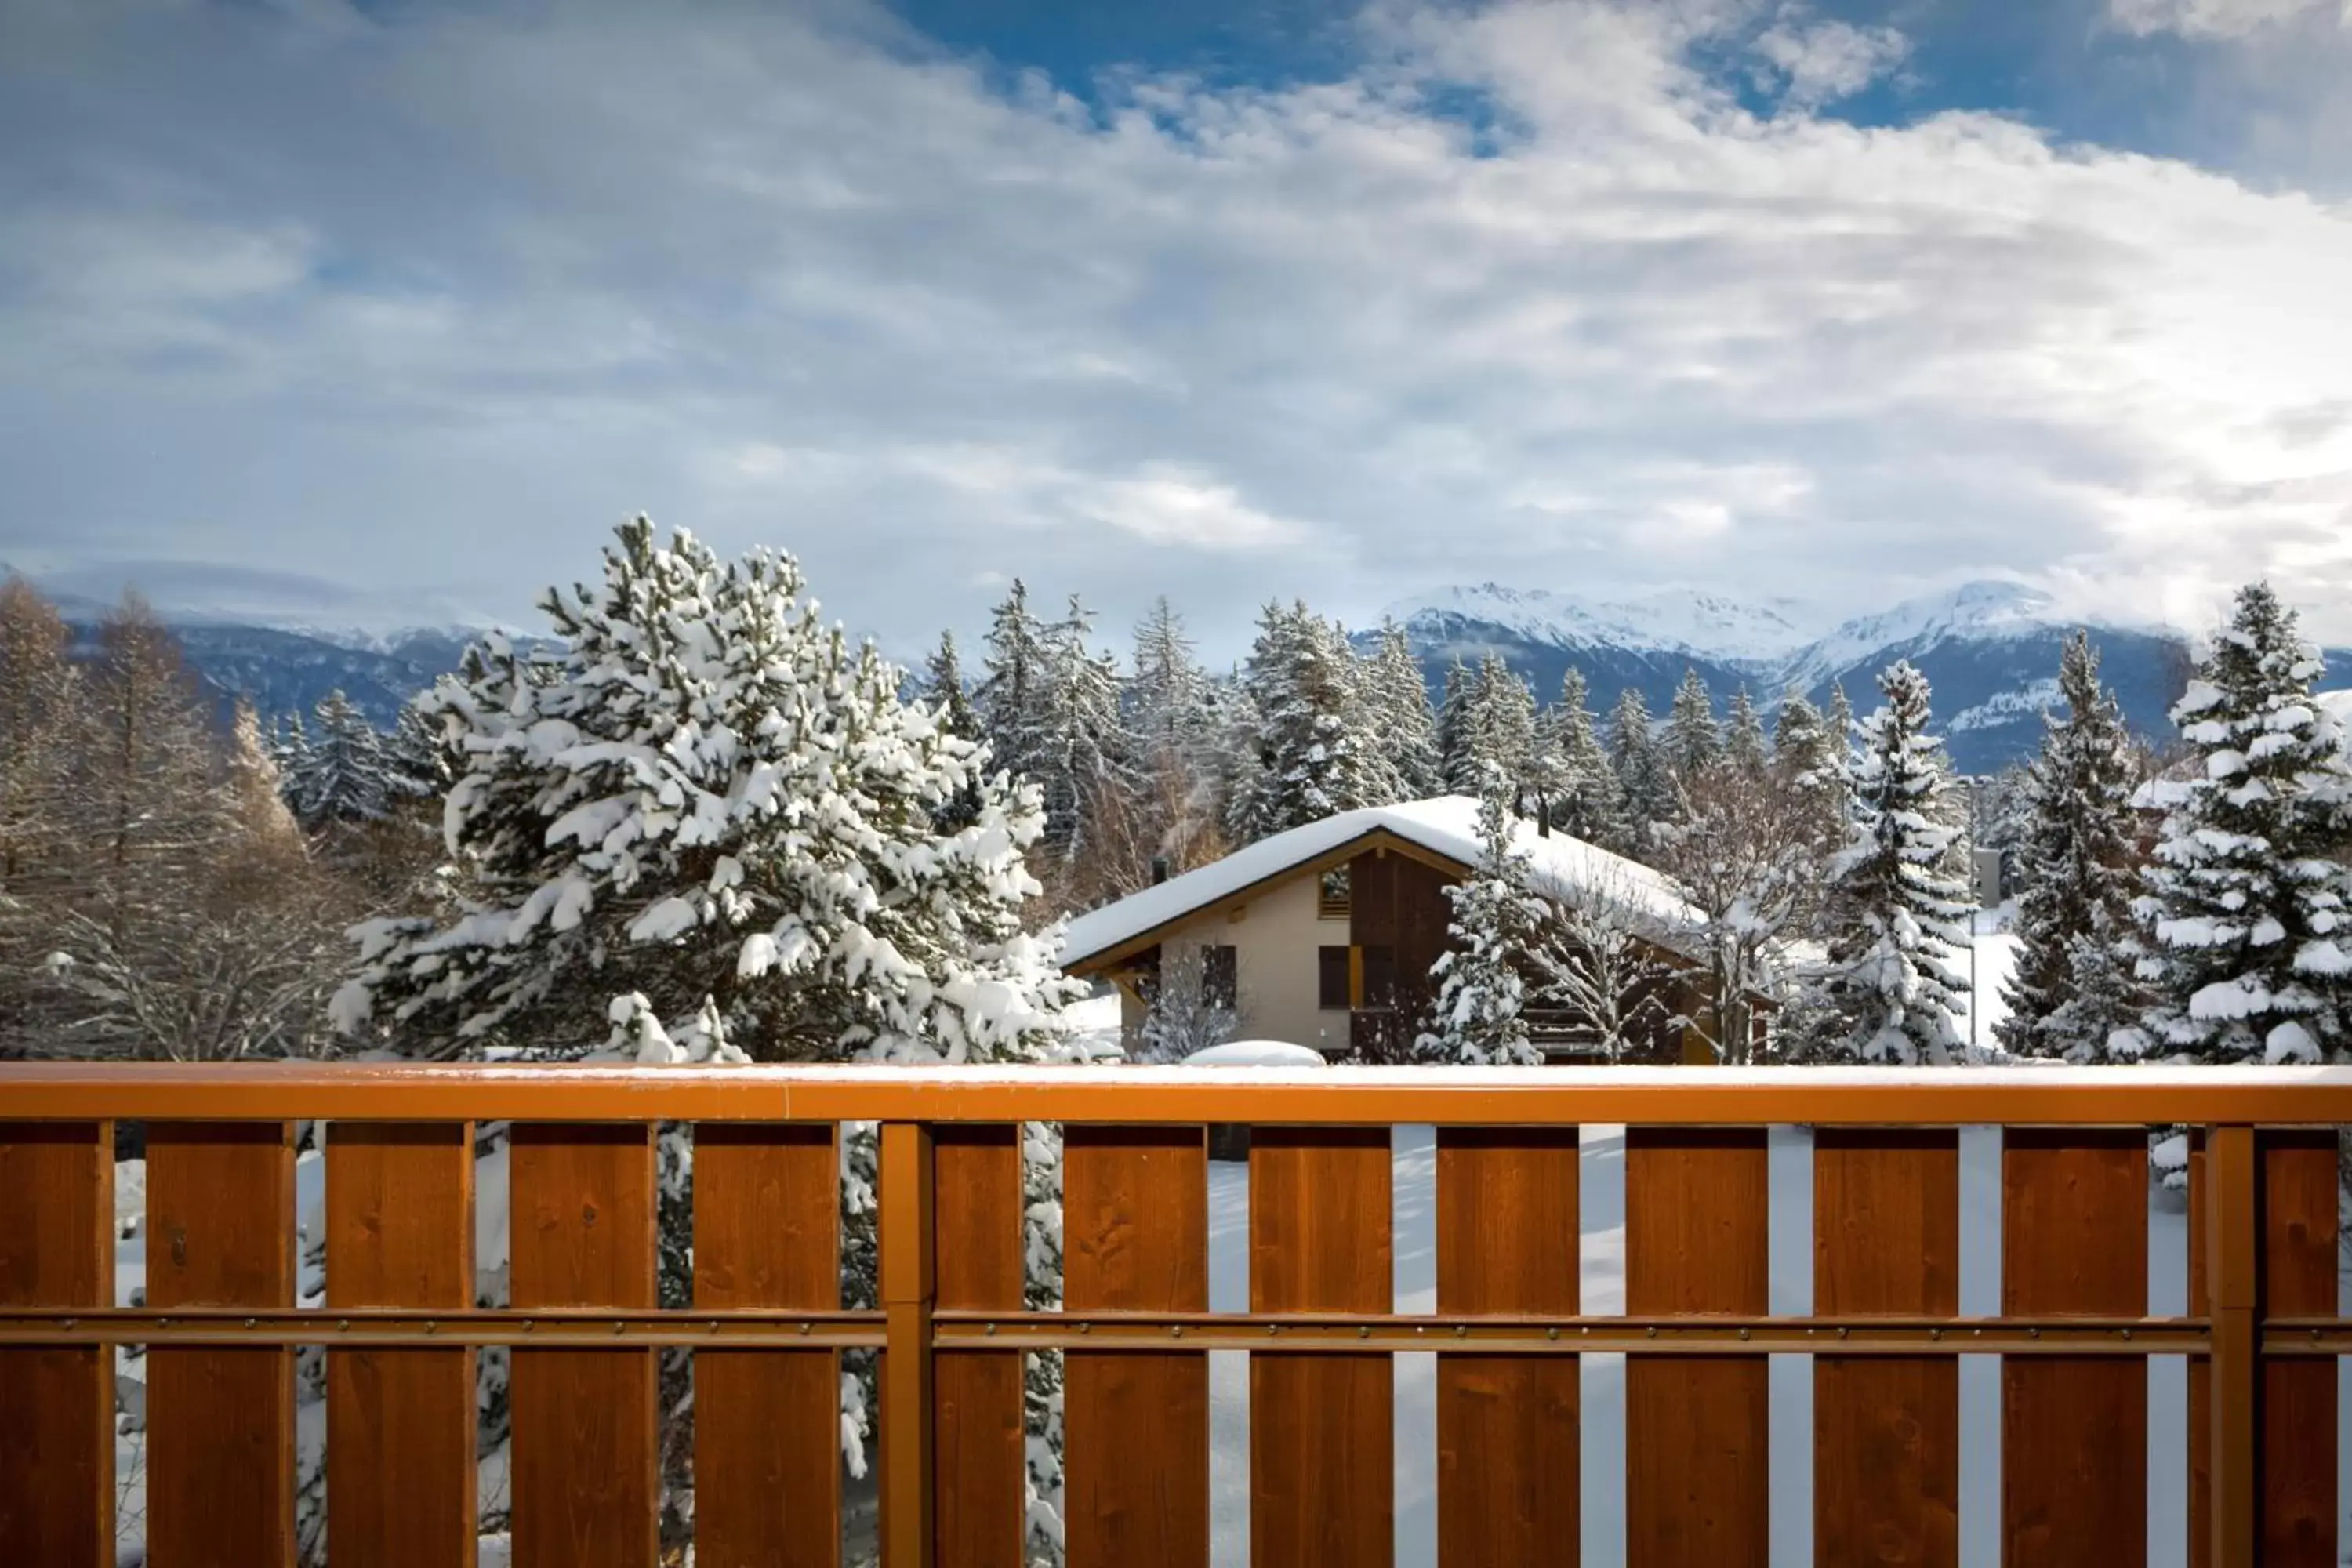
[{"xmin": 1060, "ymin": 796, "xmax": 1767, "ymax": 1064}]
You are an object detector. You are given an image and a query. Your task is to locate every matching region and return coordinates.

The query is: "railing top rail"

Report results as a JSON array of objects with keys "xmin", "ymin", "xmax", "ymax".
[{"xmin": 2, "ymin": 1062, "xmax": 2349, "ymax": 1125}]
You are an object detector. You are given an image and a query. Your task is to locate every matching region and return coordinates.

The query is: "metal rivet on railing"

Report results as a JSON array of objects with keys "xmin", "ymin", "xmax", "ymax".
[
  {"xmin": 2314, "ymin": 1329, "xmax": 2325, "ymax": 1342},
  {"xmin": 1454, "ymin": 1325, "xmax": 1468, "ymax": 1338},
  {"xmin": 61, "ymin": 1318, "xmax": 76, "ymax": 1331},
  {"xmin": 520, "ymin": 1319, "xmax": 533, "ymax": 1334},
  {"xmin": 709, "ymin": 1321, "xmax": 721, "ymax": 1334},
  {"xmin": 1646, "ymin": 1326, "xmax": 1657, "ymax": 1340},
  {"xmin": 1929, "ymin": 1328, "xmax": 1941, "ymax": 1341},
  {"xmin": 984, "ymin": 1323, "xmax": 997, "ymax": 1336},
  {"xmin": 1836, "ymin": 1327, "xmax": 1849, "ymax": 1340},
  {"xmin": 423, "ymin": 1320, "xmax": 437, "ymax": 1336},
  {"xmin": 335, "ymin": 1319, "xmax": 349, "ymax": 1333},
  {"xmin": 2120, "ymin": 1328, "xmax": 2132, "ymax": 1341},
  {"xmin": 154, "ymin": 1317, "xmax": 168, "ymax": 1329},
  {"xmin": 1547, "ymin": 1327, "xmax": 1559, "ymax": 1341},
  {"xmin": 798, "ymin": 1322, "xmax": 811, "ymax": 1337},
  {"xmin": 244, "ymin": 1318, "xmax": 258, "ymax": 1330},
  {"xmin": 1737, "ymin": 1328, "xmax": 1751, "ymax": 1341},
  {"xmin": 1078, "ymin": 1323, "xmax": 1091, "ymax": 1336},
  {"xmin": 1267, "ymin": 1324, "xmax": 1279, "ymax": 1337},
  {"xmin": 1171, "ymin": 1326, "xmax": 1184, "ymax": 1339},
  {"xmin": 1358, "ymin": 1326, "xmax": 1370, "ymax": 1339},
  {"xmin": 612, "ymin": 1322, "xmax": 626, "ymax": 1337},
  {"xmin": 2027, "ymin": 1327, "xmax": 2040, "ymax": 1340}
]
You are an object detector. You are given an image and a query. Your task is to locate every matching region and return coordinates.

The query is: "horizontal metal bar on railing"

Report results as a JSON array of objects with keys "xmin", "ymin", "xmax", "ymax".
[
  {"xmin": 12, "ymin": 1306, "xmax": 2347, "ymax": 1355},
  {"xmin": 4, "ymin": 1061, "xmax": 2352, "ymax": 1123}
]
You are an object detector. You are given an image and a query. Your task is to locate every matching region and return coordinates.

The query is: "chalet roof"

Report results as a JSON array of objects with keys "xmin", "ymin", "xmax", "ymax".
[{"xmin": 1059, "ymin": 795, "xmax": 1704, "ymax": 972}]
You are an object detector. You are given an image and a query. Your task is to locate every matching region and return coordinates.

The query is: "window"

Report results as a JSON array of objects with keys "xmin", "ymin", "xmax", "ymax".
[
  {"xmin": 1359, "ymin": 944, "xmax": 1396, "ymax": 1008},
  {"xmin": 1318, "ymin": 866, "xmax": 1351, "ymax": 920},
  {"xmin": 1318, "ymin": 946, "xmax": 1350, "ymax": 1009},
  {"xmin": 1200, "ymin": 944, "xmax": 1237, "ymax": 1012}
]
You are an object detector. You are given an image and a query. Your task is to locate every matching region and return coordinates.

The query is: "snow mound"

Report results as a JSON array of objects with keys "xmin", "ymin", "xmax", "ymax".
[{"xmin": 1180, "ymin": 1040, "xmax": 1330, "ymax": 1069}]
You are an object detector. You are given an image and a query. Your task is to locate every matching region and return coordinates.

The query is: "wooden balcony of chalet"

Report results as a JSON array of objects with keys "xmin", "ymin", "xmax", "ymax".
[{"xmin": 2, "ymin": 1062, "xmax": 2348, "ymax": 1567}]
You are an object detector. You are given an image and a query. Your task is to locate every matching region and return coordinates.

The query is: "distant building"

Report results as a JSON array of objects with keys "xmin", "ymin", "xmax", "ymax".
[{"xmin": 1058, "ymin": 796, "xmax": 1773, "ymax": 1064}]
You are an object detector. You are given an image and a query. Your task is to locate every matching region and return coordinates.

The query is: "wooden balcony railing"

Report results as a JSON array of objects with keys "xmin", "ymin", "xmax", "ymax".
[{"xmin": 2, "ymin": 1062, "xmax": 2348, "ymax": 1567}]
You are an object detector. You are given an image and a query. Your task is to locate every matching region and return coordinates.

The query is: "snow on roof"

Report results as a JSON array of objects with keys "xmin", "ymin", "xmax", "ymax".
[{"xmin": 1059, "ymin": 796, "xmax": 1700, "ymax": 969}]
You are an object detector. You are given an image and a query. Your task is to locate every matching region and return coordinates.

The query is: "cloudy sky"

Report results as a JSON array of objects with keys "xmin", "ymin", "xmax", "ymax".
[{"xmin": 3, "ymin": 0, "xmax": 2350, "ymax": 660}]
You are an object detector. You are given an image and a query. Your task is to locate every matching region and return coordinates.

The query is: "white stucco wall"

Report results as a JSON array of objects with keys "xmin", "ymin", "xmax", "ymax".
[{"xmin": 1152, "ymin": 869, "xmax": 1354, "ymax": 1052}]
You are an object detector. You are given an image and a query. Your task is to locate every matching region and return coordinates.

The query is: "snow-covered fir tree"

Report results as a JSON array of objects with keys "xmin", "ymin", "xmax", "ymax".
[
  {"xmin": 1663, "ymin": 667, "xmax": 1720, "ymax": 786},
  {"xmin": 1126, "ymin": 596, "xmax": 1212, "ymax": 769},
  {"xmin": 2129, "ymin": 583, "xmax": 2351, "ymax": 1065},
  {"xmin": 1788, "ymin": 661, "xmax": 1972, "ymax": 1064},
  {"xmin": 1414, "ymin": 764, "xmax": 1542, "ymax": 1065},
  {"xmin": 331, "ymin": 517, "xmax": 1082, "ymax": 1065},
  {"xmin": 1364, "ymin": 620, "xmax": 1439, "ymax": 802},
  {"xmin": 1032, "ymin": 594, "xmax": 1132, "ymax": 859},
  {"xmin": 1434, "ymin": 656, "xmax": 1473, "ymax": 792},
  {"xmin": 1995, "ymin": 632, "xmax": 2146, "ymax": 1062},
  {"xmin": 1227, "ymin": 601, "xmax": 1381, "ymax": 843},
  {"xmin": 1770, "ymin": 688, "xmax": 1842, "ymax": 854},
  {"xmin": 387, "ymin": 699, "xmax": 453, "ymax": 804},
  {"xmin": 284, "ymin": 689, "xmax": 398, "ymax": 829},
  {"xmin": 1534, "ymin": 667, "xmax": 1628, "ymax": 851},
  {"xmin": 1607, "ymin": 685, "xmax": 1672, "ymax": 848},
  {"xmin": 1451, "ymin": 654, "xmax": 1538, "ymax": 802},
  {"xmin": 977, "ymin": 579, "xmax": 1051, "ymax": 792},
  {"xmin": 921, "ymin": 630, "xmax": 987, "ymax": 833},
  {"xmin": 1724, "ymin": 688, "xmax": 1768, "ymax": 779}
]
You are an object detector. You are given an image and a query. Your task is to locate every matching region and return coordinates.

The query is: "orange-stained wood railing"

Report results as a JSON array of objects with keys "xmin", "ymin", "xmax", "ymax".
[{"xmin": 1, "ymin": 1063, "xmax": 2348, "ymax": 1568}]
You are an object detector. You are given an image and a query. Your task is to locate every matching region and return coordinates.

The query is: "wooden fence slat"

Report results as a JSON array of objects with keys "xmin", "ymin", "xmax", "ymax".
[
  {"xmin": 147, "ymin": 1121, "xmax": 296, "ymax": 1568},
  {"xmin": 508, "ymin": 1123, "xmax": 658, "ymax": 1568},
  {"xmin": 325, "ymin": 1121, "xmax": 477, "ymax": 1568},
  {"xmin": 1435, "ymin": 1126, "xmax": 1581, "ymax": 1568},
  {"xmin": 0, "ymin": 1120, "xmax": 115, "ymax": 1568},
  {"xmin": 1624, "ymin": 1127, "xmax": 1769, "ymax": 1568},
  {"xmin": 692, "ymin": 1123, "xmax": 841, "ymax": 1568},
  {"xmin": 2188, "ymin": 1131, "xmax": 2211, "ymax": 1568},
  {"xmin": 2001, "ymin": 1127, "xmax": 2147, "ymax": 1568},
  {"xmin": 931, "ymin": 1124, "xmax": 1026, "ymax": 1568},
  {"xmin": 1814, "ymin": 1127, "xmax": 1960, "ymax": 1568},
  {"xmin": 2259, "ymin": 1129, "xmax": 2338, "ymax": 1566},
  {"xmin": 1250, "ymin": 1125, "xmax": 1394, "ymax": 1568},
  {"xmin": 1062, "ymin": 1124, "xmax": 1210, "ymax": 1568}
]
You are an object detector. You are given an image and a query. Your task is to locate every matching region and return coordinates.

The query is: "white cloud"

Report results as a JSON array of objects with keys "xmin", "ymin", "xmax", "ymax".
[
  {"xmin": 0, "ymin": 0, "xmax": 2349, "ymax": 656},
  {"xmin": 2107, "ymin": 0, "xmax": 2349, "ymax": 38}
]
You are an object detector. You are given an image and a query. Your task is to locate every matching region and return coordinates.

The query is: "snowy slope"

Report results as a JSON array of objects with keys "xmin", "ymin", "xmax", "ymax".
[{"xmin": 1382, "ymin": 583, "xmax": 1815, "ymax": 663}]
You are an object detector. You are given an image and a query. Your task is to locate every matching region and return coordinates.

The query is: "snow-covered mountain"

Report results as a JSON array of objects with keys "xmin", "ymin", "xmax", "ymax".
[{"xmin": 1377, "ymin": 579, "xmax": 2350, "ymax": 775}]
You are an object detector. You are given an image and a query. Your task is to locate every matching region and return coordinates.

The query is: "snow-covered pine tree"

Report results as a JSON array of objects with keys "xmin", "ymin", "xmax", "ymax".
[
  {"xmin": 1607, "ymin": 685, "xmax": 1672, "ymax": 849},
  {"xmin": 1456, "ymin": 655, "xmax": 1538, "ymax": 804},
  {"xmin": 922, "ymin": 630, "xmax": 988, "ymax": 833},
  {"xmin": 1534, "ymin": 667, "xmax": 1630, "ymax": 852},
  {"xmin": 1770, "ymin": 688, "xmax": 1842, "ymax": 851},
  {"xmin": 1994, "ymin": 632, "xmax": 2145, "ymax": 1062},
  {"xmin": 285, "ymin": 689, "xmax": 397, "ymax": 829},
  {"xmin": 1414, "ymin": 763, "xmax": 1542, "ymax": 1065},
  {"xmin": 1365, "ymin": 620, "xmax": 1439, "ymax": 802},
  {"xmin": 387, "ymin": 699, "xmax": 454, "ymax": 803},
  {"xmin": 1127, "ymin": 596, "xmax": 1212, "ymax": 770},
  {"xmin": 1229, "ymin": 601, "xmax": 1380, "ymax": 842},
  {"xmin": 1435, "ymin": 656, "xmax": 1473, "ymax": 793},
  {"xmin": 1725, "ymin": 687, "xmax": 1768, "ymax": 779},
  {"xmin": 1033, "ymin": 594, "xmax": 1132, "ymax": 860},
  {"xmin": 978, "ymin": 579, "xmax": 1051, "ymax": 793},
  {"xmin": 2130, "ymin": 583, "xmax": 2350, "ymax": 1065},
  {"xmin": 331, "ymin": 517, "xmax": 1082, "ymax": 1065},
  {"xmin": 1664, "ymin": 667, "xmax": 1720, "ymax": 786},
  {"xmin": 1788, "ymin": 660, "xmax": 1972, "ymax": 1064}
]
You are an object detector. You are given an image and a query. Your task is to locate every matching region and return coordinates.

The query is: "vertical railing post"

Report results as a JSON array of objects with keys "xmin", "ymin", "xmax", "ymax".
[
  {"xmin": 2206, "ymin": 1123, "xmax": 2258, "ymax": 1568},
  {"xmin": 880, "ymin": 1121, "xmax": 937, "ymax": 1568}
]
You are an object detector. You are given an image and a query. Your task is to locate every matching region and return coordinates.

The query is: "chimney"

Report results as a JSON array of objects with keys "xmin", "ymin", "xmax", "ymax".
[{"xmin": 1150, "ymin": 855, "xmax": 1170, "ymax": 885}]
